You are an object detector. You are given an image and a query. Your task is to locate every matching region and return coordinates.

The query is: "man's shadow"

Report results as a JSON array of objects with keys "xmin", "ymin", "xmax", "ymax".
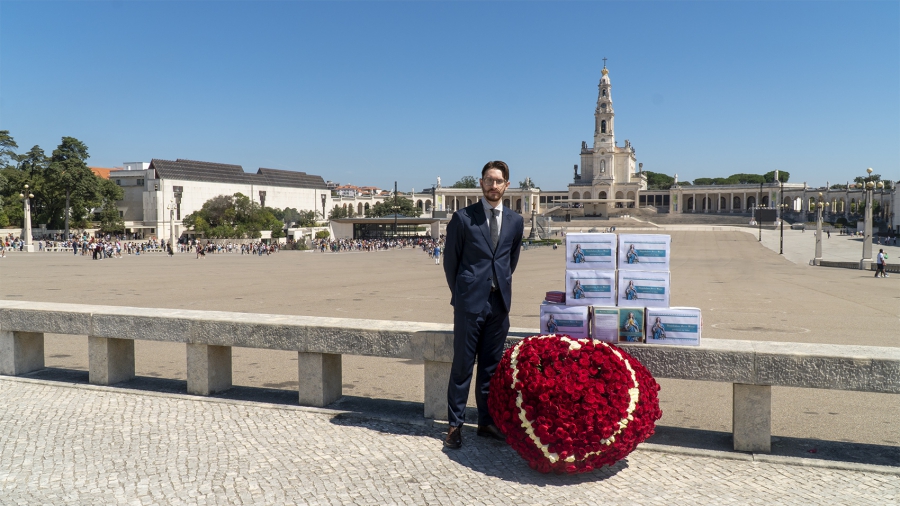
[{"xmin": 327, "ymin": 400, "xmax": 628, "ymax": 485}]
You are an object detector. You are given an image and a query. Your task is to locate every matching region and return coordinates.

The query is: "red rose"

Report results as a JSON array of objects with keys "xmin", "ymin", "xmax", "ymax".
[{"xmin": 488, "ymin": 335, "xmax": 662, "ymax": 474}]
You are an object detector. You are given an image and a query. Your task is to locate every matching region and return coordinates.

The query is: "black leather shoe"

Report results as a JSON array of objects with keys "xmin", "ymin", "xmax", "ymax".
[
  {"xmin": 476, "ymin": 424, "xmax": 506, "ymax": 442},
  {"xmin": 444, "ymin": 426, "xmax": 462, "ymax": 449}
]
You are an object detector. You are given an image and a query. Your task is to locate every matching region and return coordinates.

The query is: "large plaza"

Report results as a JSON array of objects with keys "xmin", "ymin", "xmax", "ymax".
[{"xmin": 0, "ymin": 226, "xmax": 898, "ymax": 503}]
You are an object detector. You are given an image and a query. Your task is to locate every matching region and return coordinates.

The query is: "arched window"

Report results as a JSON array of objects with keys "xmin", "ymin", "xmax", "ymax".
[
  {"xmin": 733, "ymin": 196, "xmax": 742, "ymax": 210},
  {"xmin": 761, "ymin": 196, "xmax": 769, "ymax": 207},
  {"xmin": 747, "ymin": 196, "xmax": 756, "ymax": 208},
  {"xmin": 602, "ymin": 89, "xmax": 607, "ymax": 97},
  {"xmin": 358, "ymin": 203, "xmax": 363, "ymax": 215},
  {"xmin": 416, "ymin": 199, "xmax": 423, "ymax": 210},
  {"xmin": 364, "ymin": 203, "xmax": 370, "ymax": 215},
  {"xmin": 601, "ymin": 120, "xmax": 607, "ymax": 133},
  {"xmin": 599, "ymin": 191, "xmax": 607, "ymax": 199},
  {"xmin": 687, "ymin": 197, "xmax": 695, "ymax": 211},
  {"xmin": 572, "ymin": 191, "xmax": 581, "ymax": 200},
  {"xmin": 515, "ymin": 198, "xmax": 522, "ymax": 212},
  {"xmin": 503, "ymin": 198, "xmax": 511, "ymax": 208},
  {"xmin": 720, "ymin": 197, "xmax": 727, "ymax": 210},
  {"xmin": 583, "ymin": 191, "xmax": 591, "ymax": 200},
  {"xmin": 425, "ymin": 200, "xmax": 432, "ymax": 211}
]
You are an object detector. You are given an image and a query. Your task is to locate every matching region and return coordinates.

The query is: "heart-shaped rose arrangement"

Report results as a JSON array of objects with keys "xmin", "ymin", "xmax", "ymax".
[{"xmin": 488, "ymin": 334, "xmax": 662, "ymax": 474}]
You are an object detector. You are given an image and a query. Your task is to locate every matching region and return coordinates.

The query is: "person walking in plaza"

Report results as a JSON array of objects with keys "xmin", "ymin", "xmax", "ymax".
[
  {"xmin": 442, "ymin": 160, "xmax": 524, "ymax": 449},
  {"xmin": 433, "ymin": 243, "xmax": 441, "ymax": 265},
  {"xmin": 875, "ymin": 249, "xmax": 888, "ymax": 278}
]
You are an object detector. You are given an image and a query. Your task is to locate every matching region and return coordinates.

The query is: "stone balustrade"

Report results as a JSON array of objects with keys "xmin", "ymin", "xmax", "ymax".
[{"xmin": 1, "ymin": 300, "xmax": 897, "ymax": 454}]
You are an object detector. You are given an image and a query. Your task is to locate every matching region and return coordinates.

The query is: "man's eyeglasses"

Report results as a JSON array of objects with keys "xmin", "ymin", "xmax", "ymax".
[{"xmin": 482, "ymin": 178, "xmax": 508, "ymax": 187}]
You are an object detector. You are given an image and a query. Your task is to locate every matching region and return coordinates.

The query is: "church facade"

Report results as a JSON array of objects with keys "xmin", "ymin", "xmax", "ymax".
[{"xmin": 569, "ymin": 64, "xmax": 646, "ymax": 217}]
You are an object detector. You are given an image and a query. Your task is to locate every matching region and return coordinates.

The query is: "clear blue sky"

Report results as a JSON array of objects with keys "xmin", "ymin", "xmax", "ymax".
[{"xmin": 1, "ymin": 1, "xmax": 897, "ymax": 192}]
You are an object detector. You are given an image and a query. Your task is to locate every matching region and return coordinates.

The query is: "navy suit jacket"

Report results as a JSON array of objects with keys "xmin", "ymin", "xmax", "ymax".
[{"xmin": 443, "ymin": 201, "xmax": 524, "ymax": 314}]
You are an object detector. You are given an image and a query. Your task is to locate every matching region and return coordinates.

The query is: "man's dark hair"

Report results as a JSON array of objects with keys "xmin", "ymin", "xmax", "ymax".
[{"xmin": 481, "ymin": 160, "xmax": 509, "ymax": 182}]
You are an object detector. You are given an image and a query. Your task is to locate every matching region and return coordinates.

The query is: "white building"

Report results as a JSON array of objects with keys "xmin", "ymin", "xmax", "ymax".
[{"xmin": 111, "ymin": 159, "xmax": 331, "ymax": 240}]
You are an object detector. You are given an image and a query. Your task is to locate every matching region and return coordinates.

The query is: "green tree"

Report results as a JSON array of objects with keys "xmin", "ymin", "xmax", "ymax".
[
  {"xmin": 329, "ymin": 205, "xmax": 350, "ymax": 219},
  {"xmin": 644, "ymin": 171, "xmax": 674, "ymax": 190},
  {"xmin": 97, "ymin": 178, "xmax": 125, "ymax": 234},
  {"xmin": 0, "ymin": 130, "xmax": 18, "ymax": 168},
  {"xmin": 46, "ymin": 137, "xmax": 98, "ymax": 236},
  {"xmin": 763, "ymin": 170, "xmax": 790, "ymax": 183},
  {"xmin": 182, "ymin": 193, "xmax": 284, "ymax": 239},
  {"xmin": 451, "ymin": 176, "xmax": 477, "ymax": 188},
  {"xmin": 368, "ymin": 197, "xmax": 421, "ymax": 217}
]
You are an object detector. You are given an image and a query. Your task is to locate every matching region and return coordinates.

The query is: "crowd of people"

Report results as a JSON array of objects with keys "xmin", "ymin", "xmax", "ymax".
[{"xmin": 311, "ymin": 236, "xmax": 445, "ymax": 257}]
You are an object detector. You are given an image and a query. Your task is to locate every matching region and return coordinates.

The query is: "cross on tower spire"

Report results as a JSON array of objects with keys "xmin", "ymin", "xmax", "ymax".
[{"xmin": 602, "ymin": 57, "xmax": 607, "ymax": 68}]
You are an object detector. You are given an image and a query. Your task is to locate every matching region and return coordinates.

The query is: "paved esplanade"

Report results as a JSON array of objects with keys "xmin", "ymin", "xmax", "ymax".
[
  {"xmin": 0, "ymin": 229, "xmax": 898, "ymax": 503},
  {"xmin": 1, "ymin": 376, "xmax": 896, "ymax": 505}
]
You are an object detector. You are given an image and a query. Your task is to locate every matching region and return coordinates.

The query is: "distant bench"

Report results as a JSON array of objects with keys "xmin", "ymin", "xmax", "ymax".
[{"xmin": 1, "ymin": 301, "xmax": 897, "ymax": 453}]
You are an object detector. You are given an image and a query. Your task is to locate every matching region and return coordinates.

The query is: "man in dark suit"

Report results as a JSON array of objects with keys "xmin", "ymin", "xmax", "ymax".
[{"xmin": 442, "ymin": 160, "xmax": 524, "ymax": 449}]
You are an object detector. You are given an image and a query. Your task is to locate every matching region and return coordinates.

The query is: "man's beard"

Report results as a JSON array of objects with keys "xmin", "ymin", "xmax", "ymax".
[{"xmin": 482, "ymin": 186, "xmax": 505, "ymax": 203}]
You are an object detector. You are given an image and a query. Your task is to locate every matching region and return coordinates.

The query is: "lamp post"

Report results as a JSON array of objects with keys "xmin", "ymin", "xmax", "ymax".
[
  {"xmin": 166, "ymin": 199, "xmax": 176, "ymax": 255},
  {"xmin": 18, "ymin": 184, "xmax": 35, "ymax": 252},
  {"xmin": 321, "ymin": 193, "xmax": 327, "ymax": 222},
  {"xmin": 860, "ymin": 168, "xmax": 874, "ymax": 269},
  {"xmin": 778, "ymin": 178, "xmax": 785, "ymax": 255}
]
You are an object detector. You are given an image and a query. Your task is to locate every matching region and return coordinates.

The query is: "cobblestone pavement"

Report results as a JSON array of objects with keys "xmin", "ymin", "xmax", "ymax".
[{"xmin": 1, "ymin": 378, "xmax": 897, "ymax": 506}]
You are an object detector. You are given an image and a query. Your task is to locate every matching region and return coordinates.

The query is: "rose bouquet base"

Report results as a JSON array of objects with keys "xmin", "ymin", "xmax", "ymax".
[{"xmin": 489, "ymin": 334, "xmax": 662, "ymax": 474}]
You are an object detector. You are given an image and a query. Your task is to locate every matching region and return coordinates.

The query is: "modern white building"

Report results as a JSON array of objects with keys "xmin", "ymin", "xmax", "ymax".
[{"xmin": 111, "ymin": 159, "xmax": 330, "ymax": 240}]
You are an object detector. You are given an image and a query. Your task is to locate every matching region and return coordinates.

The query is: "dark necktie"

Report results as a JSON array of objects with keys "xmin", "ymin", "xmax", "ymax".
[{"xmin": 490, "ymin": 209, "xmax": 500, "ymax": 251}]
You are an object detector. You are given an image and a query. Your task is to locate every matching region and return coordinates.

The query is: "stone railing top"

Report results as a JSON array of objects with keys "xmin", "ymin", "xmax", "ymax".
[{"xmin": 1, "ymin": 300, "xmax": 897, "ymax": 393}]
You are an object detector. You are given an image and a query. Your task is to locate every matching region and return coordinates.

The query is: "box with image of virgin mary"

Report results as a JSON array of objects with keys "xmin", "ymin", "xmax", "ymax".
[
  {"xmin": 617, "ymin": 270, "xmax": 670, "ymax": 308},
  {"xmin": 540, "ymin": 301, "xmax": 589, "ymax": 339},
  {"xmin": 645, "ymin": 307, "xmax": 701, "ymax": 346},
  {"xmin": 565, "ymin": 269, "xmax": 616, "ymax": 307},
  {"xmin": 565, "ymin": 233, "xmax": 617, "ymax": 270},
  {"xmin": 591, "ymin": 306, "xmax": 645, "ymax": 343},
  {"xmin": 617, "ymin": 234, "xmax": 671, "ymax": 271}
]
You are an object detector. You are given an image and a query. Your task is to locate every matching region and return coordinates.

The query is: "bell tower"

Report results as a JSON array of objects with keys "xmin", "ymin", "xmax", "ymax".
[{"xmin": 594, "ymin": 60, "xmax": 615, "ymax": 151}]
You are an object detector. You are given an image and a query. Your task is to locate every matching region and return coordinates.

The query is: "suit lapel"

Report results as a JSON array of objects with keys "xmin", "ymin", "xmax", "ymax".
[
  {"xmin": 497, "ymin": 208, "xmax": 512, "ymax": 254},
  {"xmin": 473, "ymin": 203, "xmax": 493, "ymax": 252}
]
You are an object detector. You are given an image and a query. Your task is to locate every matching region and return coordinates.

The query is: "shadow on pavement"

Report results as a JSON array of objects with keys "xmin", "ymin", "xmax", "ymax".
[
  {"xmin": 328, "ymin": 410, "xmax": 629, "ymax": 484},
  {"xmin": 648, "ymin": 425, "xmax": 900, "ymax": 468},
  {"xmin": 21, "ymin": 368, "xmax": 898, "ymax": 470}
]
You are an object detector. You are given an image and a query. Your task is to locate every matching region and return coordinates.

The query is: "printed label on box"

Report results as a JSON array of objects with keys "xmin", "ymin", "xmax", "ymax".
[
  {"xmin": 618, "ymin": 234, "xmax": 671, "ymax": 271},
  {"xmin": 566, "ymin": 270, "xmax": 616, "ymax": 307},
  {"xmin": 566, "ymin": 233, "xmax": 617, "ymax": 270},
  {"xmin": 617, "ymin": 271, "xmax": 670, "ymax": 308},
  {"xmin": 591, "ymin": 306, "xmax": 645, "ymax": 343},
  {"xmin": 645, "ymin": 307, "xmax": 701, "ymax": 346},
  {"xmin": 540, "ymin": 302, "xmax": 589, "ymax": 339}
]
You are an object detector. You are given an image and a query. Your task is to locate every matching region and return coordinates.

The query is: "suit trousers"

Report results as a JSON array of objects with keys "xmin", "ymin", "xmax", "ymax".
[{"xmin": 447, "ymin": 290, "xmax": 510, "ymax": 427}]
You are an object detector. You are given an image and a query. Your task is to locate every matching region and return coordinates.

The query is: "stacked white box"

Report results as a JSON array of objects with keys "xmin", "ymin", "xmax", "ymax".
[
  {"xmin": 645, "ymin": 307, "xmax": 701, "ymax": 346},
  {"xmin": 566, "ymin": 270, "xmax": 616, "ymax": 307},
  {"xmin": 618, "ymin": 234, "xmax": 671, "ymax": 271},
  {"xmin": 540, "ymin": 302, "xmax": 590, "ymax": 339},
  {"xmin": 591, "ymin": 306, "xmax": 646, "ymax": 344},
  {"xmin": 617, "ymin": 270, "xmax": 670, "ymax": 308},
  {"xmin": 565, "ymin": 233, "xmax": 617, "ymax": 270}
]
